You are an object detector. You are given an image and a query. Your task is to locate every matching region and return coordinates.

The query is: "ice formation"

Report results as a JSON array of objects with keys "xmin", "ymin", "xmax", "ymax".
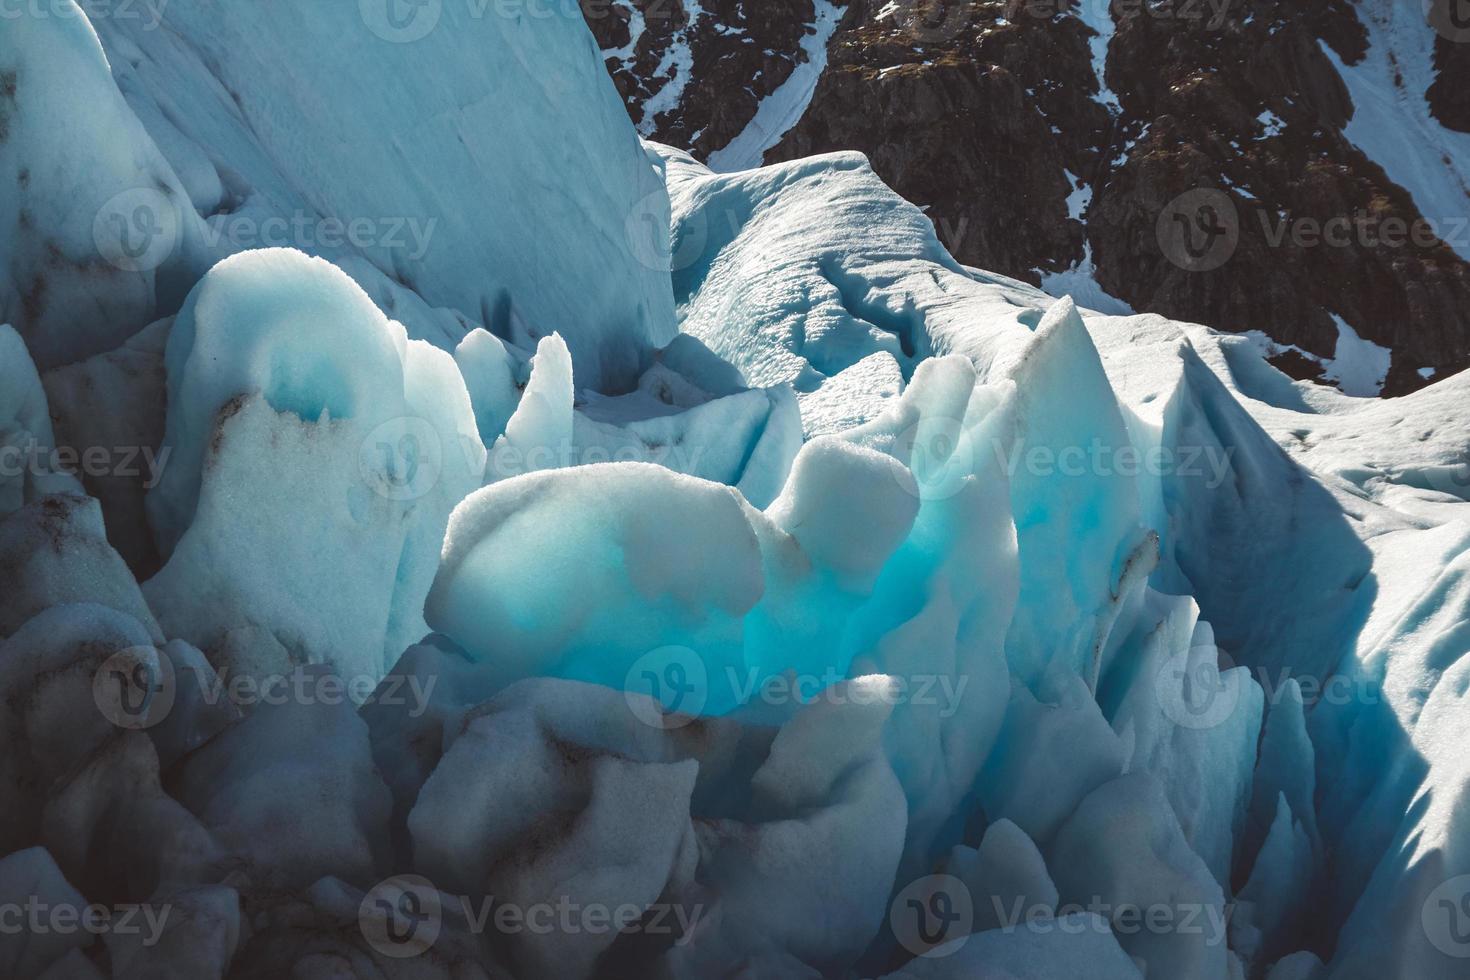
[{"xmin": 1, "ymin": 2, "xmax": 1469, "ymax": 979}]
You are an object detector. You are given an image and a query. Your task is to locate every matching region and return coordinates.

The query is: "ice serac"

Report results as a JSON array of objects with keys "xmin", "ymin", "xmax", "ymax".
[
  {"xmin": 404, "ymin": 673, "xmax": 905, "ymax": 979},
  {"xmin": 0, "ymin": 325, "xmax": 82, "ymax": 514},
  {"xmin": 144, "ymin": 249, "xmax": 485, "ymax": 686},
  {"xmin": 0, "ymin": 6, "xmax": 204, "ymax": 369},
  {"xmin": 87, "ymin": 0, "xmax": 676, "ymax": 389},
  {"xmin": 427, "ymin": 461, "xmax": 765, "ymax": 704}
]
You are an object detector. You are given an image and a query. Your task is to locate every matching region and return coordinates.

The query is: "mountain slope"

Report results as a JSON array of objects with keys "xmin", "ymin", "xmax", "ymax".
[{"xmin": 588, "ymin": 0, "xmax": 1470, "ymax": 395}]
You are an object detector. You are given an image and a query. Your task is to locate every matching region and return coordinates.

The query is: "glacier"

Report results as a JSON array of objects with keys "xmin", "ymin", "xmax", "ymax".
[{"xmin": 1, "ymin": 2, "xmax": 1469, "ymax": 979}]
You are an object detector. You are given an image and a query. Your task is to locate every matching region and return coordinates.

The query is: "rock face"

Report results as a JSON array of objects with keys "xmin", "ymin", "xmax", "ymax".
[{"xmin": 585, "ymin": 0, "xmax": 1470, "ymax": 395}]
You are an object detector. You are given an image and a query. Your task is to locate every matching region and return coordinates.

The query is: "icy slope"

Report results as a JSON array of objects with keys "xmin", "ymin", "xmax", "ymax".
[
  {"xmin": 4, "ymin": 0, "xmax": 676, "ymax": 387},
  {"xmin": 2, "ymin": 3, "xmax": 1470, "ymax": 980}
]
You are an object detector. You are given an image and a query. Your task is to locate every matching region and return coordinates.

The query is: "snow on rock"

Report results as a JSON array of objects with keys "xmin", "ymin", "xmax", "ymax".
[
  {"xmin": 143, "ymin": 249, "xmax": 485, "ymax": 686},
  {"xmin": 1321, "ymin": 314, "xmax": 1392, "ymax": 398},
  {"xmin": 1321, "ymin": 0, "xmax": 1470, "ymax": 262},
  {"xmin": 706, "ymin": 0, "xmax": 846, "ymax": 173}
]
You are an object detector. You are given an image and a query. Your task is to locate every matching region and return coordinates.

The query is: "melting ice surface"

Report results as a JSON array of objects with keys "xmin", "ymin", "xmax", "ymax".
[{"xmin": 1, "ymin": 3, "xmax": 1469, "ymax": 979}]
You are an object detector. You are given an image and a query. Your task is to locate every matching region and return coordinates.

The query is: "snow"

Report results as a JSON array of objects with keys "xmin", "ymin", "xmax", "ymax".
[
  {"xmin": 143, "ymin": 249, "xmax": 486, "ymax": 686},
  {"xmin": 1320, "ymin": 0, "xmax": 1470, "ymax": 260},
  {"xmin": 1321, "ymin": 313, "xmax": 1392, "ymax": 397},
  {"xmin": 638, "ymin": 0, "xmax": 706, "ymax": 136},
  {"xmin": 1040, "ymin": 174, "xmax": 1137, "ymax": 317},
  {"xmin": 1076, "ymin": 0, "xmax": 1122, "ymax": 114},
  {"xmin": 707, "ymin": 0, "xmax": 846, "ymax": 172},
  {"xmin": 86, "ymin": 0, "xmax": 678, "ymax": 387}
]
